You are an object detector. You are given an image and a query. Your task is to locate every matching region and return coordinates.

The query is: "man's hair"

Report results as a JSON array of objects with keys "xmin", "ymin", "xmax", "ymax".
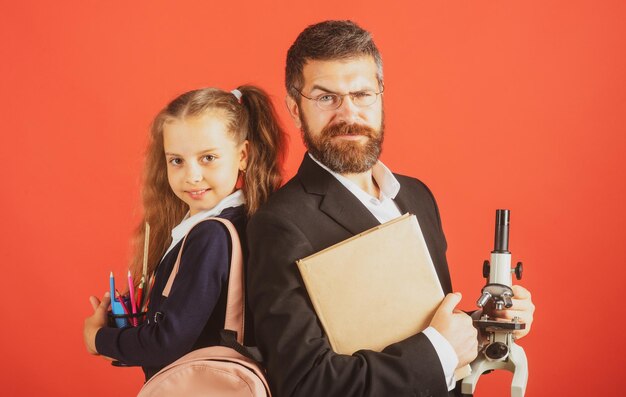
[{"xmin": 285, "ymin": 20, "xmax": 383, "ymax": 101}]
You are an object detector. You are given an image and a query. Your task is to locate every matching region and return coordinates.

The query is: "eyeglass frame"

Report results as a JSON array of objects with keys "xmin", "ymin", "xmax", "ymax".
[{"xmin": 293, "ymin": 86, "xmax": 384, "ymax": 110}]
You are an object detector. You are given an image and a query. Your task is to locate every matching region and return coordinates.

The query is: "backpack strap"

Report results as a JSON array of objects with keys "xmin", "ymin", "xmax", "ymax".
[
  {"xmin": 162, "ymin": 217, "xmax": 245, "ymax": 345},
  {"xmin": 219, "ymin": 329, "xmax": 264, "ymax": 362}
]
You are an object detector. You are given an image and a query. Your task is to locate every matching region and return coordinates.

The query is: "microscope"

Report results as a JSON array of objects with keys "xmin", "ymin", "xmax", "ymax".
[{"xmin": 461, "ymin": 209, "xmax": 528, "ymax": 397}]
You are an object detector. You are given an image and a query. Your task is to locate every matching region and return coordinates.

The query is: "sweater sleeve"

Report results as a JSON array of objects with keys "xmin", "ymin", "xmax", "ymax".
[{"xmin": 95, "ymin": 221, "xmax": 231, "ymax": 367}]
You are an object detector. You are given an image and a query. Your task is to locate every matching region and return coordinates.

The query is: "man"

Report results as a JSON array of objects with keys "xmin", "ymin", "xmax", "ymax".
[{"xmin": 247, "ymin": 20, "xmax": 534, "ymax": 397}]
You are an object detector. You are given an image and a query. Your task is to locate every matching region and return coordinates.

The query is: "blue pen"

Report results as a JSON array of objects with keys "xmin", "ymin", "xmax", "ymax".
[{"xmin": 109, "ymin": 271, "xmax": 130, "ymax": 328}]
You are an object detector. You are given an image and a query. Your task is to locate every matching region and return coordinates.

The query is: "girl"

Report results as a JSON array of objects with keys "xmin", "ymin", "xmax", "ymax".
[{"xmin": 83, "ymin": 86, "xmax": 286, "ymax": 380}]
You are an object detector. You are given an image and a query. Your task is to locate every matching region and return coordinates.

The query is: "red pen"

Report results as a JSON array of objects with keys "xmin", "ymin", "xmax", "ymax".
[
  {"xmin": 127, "ymin": 270, "xmax": 138, "ymax": 326},
  {"xmin": 136, "ymin": 276, "xmax": 145, "ymax": 313}
]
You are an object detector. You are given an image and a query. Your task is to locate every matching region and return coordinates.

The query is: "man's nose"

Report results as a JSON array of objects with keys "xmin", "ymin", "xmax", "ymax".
[{"xmin": 334, "ymin": 95, "xmax": 360, "ymax": 123}]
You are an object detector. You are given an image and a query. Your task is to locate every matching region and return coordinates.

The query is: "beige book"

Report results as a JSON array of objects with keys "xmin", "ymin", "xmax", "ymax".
[{"xmin": 297, "ymin": 213, "xmax": 471, "ymax": 381}]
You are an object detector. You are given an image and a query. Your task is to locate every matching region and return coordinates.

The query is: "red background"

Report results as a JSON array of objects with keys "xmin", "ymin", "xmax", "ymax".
[{"xmin": 1, "ymin": 1, "xmax": 625, "ymax": 396}]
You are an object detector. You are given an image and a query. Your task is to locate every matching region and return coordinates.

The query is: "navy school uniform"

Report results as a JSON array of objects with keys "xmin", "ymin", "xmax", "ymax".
[{"xmin": 95, "ymin": 205, "xmax": 253, "ymax": 380}]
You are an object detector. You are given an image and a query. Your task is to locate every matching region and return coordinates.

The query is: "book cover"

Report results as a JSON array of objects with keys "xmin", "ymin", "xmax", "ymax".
[{"xmin": 297, "ymin": 213, "xmax": 470, "ymax": 380}]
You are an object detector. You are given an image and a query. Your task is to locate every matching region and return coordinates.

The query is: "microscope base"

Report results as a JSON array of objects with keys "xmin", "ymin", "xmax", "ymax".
[{"xmin": 461, "ymin": 342, "xmax": 528, "ymax": 397}]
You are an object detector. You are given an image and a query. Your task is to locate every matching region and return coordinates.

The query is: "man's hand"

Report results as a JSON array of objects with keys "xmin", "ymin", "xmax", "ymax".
[
  {"xmin": 490, "ymin": 285, "xmax": 535, "ymax": 340},
  {"xmin": 83, "ymin": 292, "xmax": 110, "ymax": 355},
  {"xmin": 430, "ymin": 292, "xmax": 478, "ymax": 368}
]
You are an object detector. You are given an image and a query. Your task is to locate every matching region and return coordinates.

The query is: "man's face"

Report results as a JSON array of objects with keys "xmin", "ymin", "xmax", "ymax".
[{"xmin": 287, "ymin": 56, "xmax": 384, "ymax": 174}]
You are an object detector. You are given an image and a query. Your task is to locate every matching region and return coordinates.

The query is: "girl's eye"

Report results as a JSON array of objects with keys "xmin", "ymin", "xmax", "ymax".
[
  {"xmin": 169, "ymin": 158, "xmax": 183, "ymax": 166},
  {"xmin": 201, "ymin": 154, "xmax": 216, "ymax": 163}
]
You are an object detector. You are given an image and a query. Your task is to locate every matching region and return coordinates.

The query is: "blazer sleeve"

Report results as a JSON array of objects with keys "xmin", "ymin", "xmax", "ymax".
[
  {"xmin": 95, "ymin": 221, "xmax": 230, "ymax": 366},
  {"xmin": 247, "ymin": 210, "xmax": 450, "ymax": 397}
]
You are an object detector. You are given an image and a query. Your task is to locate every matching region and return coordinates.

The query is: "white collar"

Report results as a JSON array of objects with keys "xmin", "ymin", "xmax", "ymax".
[
  {"xmin": 163, "ymin": 189, "xmax": 245, "ymax": 259},
  {"xmin": 308, "ymin": 153, "xmax": 400, "ymax": 200}
]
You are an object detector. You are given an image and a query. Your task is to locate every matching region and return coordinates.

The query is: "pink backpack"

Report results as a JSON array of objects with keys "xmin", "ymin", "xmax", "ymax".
[{"xmin": 137, "ymin": 218, "xmax": 271, "ymax": 397}]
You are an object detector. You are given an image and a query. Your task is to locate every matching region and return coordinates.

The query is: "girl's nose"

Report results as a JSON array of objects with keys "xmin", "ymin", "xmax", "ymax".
[{"xmin": 185, "ymin": 165, "xmax": 202, "ymax": 184}]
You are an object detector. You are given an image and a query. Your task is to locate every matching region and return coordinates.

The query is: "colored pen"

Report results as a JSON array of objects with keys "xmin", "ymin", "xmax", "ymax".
[
  {"xmin": 127, "ymin": 270, "xmax": 137, "ymax": 326},
  {"xmin": 110, "ymin": 272, "xmax": 130, "ymax": 328},
  {"xmin": 136, "ymin": 275, "xmax": 145, "ymax": 313},
  {"xmin": 109, "ymin": 271, "xmax": 115, "ymax": 298}
]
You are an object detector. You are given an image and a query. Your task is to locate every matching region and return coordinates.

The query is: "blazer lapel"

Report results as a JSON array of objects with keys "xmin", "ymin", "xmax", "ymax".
[
  {"xmin": 394, "ymin": 176, "xmax": 453, "ymax": 293},
  {"xmin": 393, "ymin": 182, "xmax": 411, "ymax": 215},
  {"xmin": 394, "ymin": 177, "xmax": 434, "ymax": 228},
  {"xmin": 298, "ymin": 154, "xmax": 380, "ymax": 235}
]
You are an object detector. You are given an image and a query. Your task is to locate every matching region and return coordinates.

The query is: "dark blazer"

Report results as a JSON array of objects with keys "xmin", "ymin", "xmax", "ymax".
[{"xmin": 247, "ymin": 154, "xmax": 456, "ymax": 397}]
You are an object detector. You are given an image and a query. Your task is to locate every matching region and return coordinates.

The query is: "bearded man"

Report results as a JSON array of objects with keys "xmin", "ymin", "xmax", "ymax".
[{"xmin": 247, "ymin": 20, "xmax": 534, "ymax": 397}]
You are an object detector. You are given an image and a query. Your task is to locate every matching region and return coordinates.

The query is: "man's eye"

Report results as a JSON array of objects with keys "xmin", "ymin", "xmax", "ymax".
[
  {"xmin": 317, "ymin": 94, "xmax": 337, "ymax": 103},
  {"xmin": 353, "ymin": 91, "xmax": 373, "ymax": 98}
]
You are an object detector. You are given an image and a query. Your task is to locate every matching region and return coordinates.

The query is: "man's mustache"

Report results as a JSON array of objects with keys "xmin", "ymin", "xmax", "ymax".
[{"xmin": 322, "ymin": 122, "xmax": 378, "ymax": 139}]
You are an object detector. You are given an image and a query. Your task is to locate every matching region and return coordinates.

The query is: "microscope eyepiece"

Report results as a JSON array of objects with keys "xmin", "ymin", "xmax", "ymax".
[{"xmin": 494, "ymin": 209, "xmax": 510, "ymax": 253}]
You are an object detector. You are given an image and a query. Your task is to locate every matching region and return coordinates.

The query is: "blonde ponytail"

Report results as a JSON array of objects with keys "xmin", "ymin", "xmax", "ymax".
[{"xmin": 237, "ymin": 85, "xmax": 287, "ymax": 216}]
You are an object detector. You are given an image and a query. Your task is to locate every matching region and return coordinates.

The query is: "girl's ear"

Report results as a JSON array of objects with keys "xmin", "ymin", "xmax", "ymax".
[
  {"xmin": 239, "ymin": 140, "xmax": 249, "ymax": 171},
  {"xmin": 285, "ymin": 95, "xmax": 302, "ymax": 130}
]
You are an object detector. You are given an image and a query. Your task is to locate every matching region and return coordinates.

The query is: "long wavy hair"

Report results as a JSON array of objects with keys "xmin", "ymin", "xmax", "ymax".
[{"xmin": 128, "ymin": 86, "xmax": 287, "ymax": 285}]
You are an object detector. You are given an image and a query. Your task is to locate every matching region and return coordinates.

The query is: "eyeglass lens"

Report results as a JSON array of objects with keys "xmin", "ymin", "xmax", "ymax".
[{"xmin": 317, "ymin": 91, "xmax": 379, "ymax": 110}]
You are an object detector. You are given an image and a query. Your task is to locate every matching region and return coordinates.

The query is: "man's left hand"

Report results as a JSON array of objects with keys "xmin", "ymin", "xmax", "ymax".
[{"xmin": 492, "ymin": 285, "xmax": 535, "ymax": 340}]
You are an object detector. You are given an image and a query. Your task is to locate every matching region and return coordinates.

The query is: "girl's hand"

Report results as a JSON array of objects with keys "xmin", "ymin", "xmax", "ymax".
[{"xmin": 83, "ymin": 292, "xmax": 110, "ymax": 355}]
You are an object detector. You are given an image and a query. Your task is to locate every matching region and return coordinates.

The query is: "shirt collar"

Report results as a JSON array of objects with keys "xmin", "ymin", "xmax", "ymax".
[
  {"xmin": 308, "ymin": 153, "xmax": 400, "ymax": 200},
  {"xmin": 165, "ymin": 189, "xmax": 245, "ymax": 258}
]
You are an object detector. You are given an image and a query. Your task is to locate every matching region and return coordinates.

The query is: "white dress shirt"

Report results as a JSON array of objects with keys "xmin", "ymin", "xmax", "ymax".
[{"xmin": 310, "ymin": 154, "xmax": 458, "ymax": 390}]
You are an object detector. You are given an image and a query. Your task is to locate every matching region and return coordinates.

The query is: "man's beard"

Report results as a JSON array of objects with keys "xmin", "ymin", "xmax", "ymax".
[{"xmin": 301, "ymin": 117, "xmax": 384, "ymax": 174}]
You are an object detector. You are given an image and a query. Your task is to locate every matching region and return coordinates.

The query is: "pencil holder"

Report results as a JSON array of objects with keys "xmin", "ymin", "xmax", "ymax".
[
  {"xmin": 107, "ymin": 311, "xmax": 147, "ymax": 368},
  {"xmin": 107, "ymin": 311, "xmax": 147, "ymax": 328}
]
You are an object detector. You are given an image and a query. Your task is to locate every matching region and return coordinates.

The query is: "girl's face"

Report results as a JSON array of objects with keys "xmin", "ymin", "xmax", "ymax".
[{"xmin": 163, "ymin": 112, "xmax": 248, "ymax": 216}]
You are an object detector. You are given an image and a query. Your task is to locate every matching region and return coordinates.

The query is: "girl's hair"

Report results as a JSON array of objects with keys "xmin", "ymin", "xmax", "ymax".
[{"xmin": 129, "ymin": 86, "xmax": 287, "ymax": 283}]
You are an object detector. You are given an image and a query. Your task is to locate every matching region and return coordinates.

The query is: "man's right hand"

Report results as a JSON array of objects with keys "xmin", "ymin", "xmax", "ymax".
[{"xmin": 429, "ymin": 292, "xmax": 478, "ymax": 368}]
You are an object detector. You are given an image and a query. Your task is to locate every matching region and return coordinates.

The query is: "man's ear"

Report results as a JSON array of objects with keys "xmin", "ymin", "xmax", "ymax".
[{"xmin": 285, "ymin": 95, "xmax": 302, "ymax": 130}]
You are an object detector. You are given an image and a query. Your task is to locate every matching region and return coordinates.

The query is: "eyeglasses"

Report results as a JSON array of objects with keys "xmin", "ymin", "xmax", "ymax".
[{"xmin": 295, "ymin": 87, "xmax": 384, "ymax": 110}]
